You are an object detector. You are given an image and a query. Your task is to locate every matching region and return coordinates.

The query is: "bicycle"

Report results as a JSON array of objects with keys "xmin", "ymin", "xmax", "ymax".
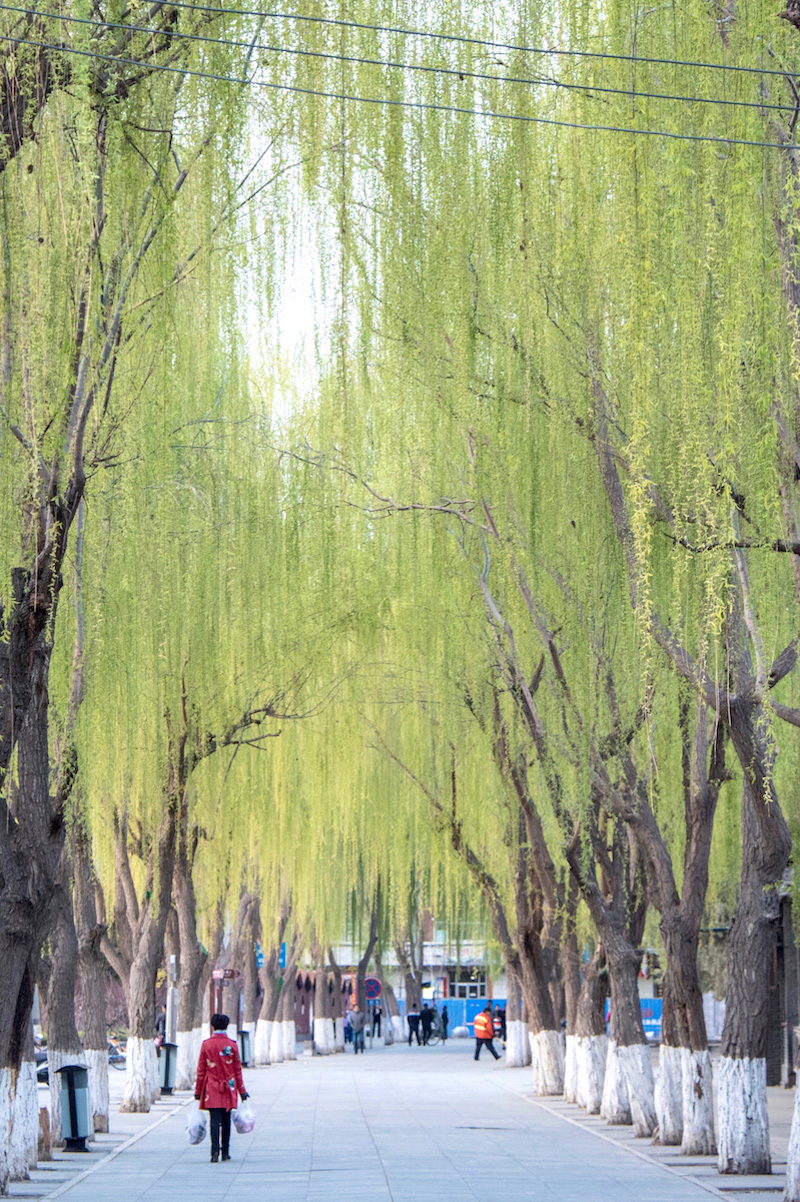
[{"xmin": 426, "ymin": 1019, "xmax": 442, "ymax": 1047}]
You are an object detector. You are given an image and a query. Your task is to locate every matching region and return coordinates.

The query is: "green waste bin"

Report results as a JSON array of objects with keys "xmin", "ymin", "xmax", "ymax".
[
  {"xmin": 159, "ymin": 1042, "xmax": 177, "ymax": 1094},
  {"xmin": 238, "ymin": 1029, "xmax": 251, "ymax": 1067},
  {"xmin": 57, "ymin": 1065, "xmax": 91, "ymax": 1152}
]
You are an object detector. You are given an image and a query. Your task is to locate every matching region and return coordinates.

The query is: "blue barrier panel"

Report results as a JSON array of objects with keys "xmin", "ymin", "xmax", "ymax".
[{"xmin": 604, "ymin": 997, "xmax": 663, "ymax": 1040}]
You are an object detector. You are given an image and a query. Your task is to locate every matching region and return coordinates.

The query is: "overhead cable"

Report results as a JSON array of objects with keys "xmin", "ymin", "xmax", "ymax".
[
  {"xmin": 0, "ymin": 2, "xmax": 792, "ymax": 115},
  {"xmin": 1, "ymin": 31, "xmax": 796, "ymax": 151}
]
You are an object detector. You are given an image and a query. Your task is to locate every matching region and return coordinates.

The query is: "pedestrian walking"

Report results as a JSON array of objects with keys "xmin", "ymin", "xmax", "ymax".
[
  {"xmin": 407, "ymin": 1006, "xmax": 421, "ymax": 1045},
  {"xmin": 474, "ymin": 1005, "xmax": 501, "ymax": 1061},
  {"xmin": 350, "ymin": 1003, "xmax": 366, "ymax": 1053},
  {"xmin": 344, "ymin": 1009, "xmax": 352, "ymax": 1044},
  {"xmin": 372, "ymin": 1005, "xmax": 382, "ymax": 1037},
  {"xmin": 420, "ymin": 1003, "xmax": 433, "ymax": 1046},
  {"xmin": 441, "ymin": 1005, "xmax": 449, "ymax": 1042},
  {"xmin": 194, "ymin": 1013, "xmax": 249, "ymax": 1163}
]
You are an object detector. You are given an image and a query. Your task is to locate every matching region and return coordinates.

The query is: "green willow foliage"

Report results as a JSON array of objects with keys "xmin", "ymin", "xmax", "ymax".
[{"xmin": 7, "ymin": 0, "xmax": 800, "ymax": 960}]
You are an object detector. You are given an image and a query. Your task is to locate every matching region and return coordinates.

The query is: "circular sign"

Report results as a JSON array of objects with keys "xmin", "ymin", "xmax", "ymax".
[{"xmin": 365, "ymin": 977, "xmax": 382, "ymax": 1000}]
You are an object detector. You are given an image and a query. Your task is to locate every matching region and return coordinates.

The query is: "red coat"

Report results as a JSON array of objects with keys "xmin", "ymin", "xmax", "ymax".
[
  {"xmin": 474, "ymin": 1011, "xmax": 493, "ymax": 1039},
  {"xmin": 195, "ymin": 1032, "xmax": 246, "ymax": 1111}
]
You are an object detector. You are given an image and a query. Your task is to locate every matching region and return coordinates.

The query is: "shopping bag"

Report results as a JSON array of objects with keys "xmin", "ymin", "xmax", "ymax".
[
  {"xmin": 186, "ymin": 1105, "xmax": 207, "ymax": 1145},
  {"xmin": 233, "ymin": 1102, "xmax": 255, "ymax": 1134}
]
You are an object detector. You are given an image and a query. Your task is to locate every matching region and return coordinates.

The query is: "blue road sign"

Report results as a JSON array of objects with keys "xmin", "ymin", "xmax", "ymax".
[{"xmin": 279, "ymin": 941, "xmax": 286, "ymax": 970}]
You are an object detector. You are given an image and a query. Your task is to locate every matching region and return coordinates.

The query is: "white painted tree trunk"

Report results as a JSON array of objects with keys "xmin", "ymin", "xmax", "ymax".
[
  {"xmin": 564, "ymin": 1035, "xmax": 579, "ymax": 1101},
  {"xmin": 0, "ymin": 1067, "xmax": 13, "ymax": 1191},
  {"xmin": 121, "ymin": 1036, "xmax": 158, "ymax": 1112},
  {"xmin": 655, "ymin": 1044, "xmax": 684, "ymax": 1146},
  {"xmin": 254, "ymin": 1019, "xmax": 272, "ymax": 1065},
  {"xmin": 48, "ymin": 1047, "xmax": 87, "ymax": 1147},
  {"xmin": 334, "ymin": 1018, "xmax": 345, "ymax": 1052},
  {"xmin": 601, "ymin": 1041, "xmax": 656, "ymax": 1135},
  {"xmin": 313, "ymin": 1017, "xmax": 335, "ymax": 1055},
  {"xmin": 383, "ymin": 1018, "xmax": 393, "ymax": 1046},
  {"xmin": 269, "ymin": 1019, "xmax": 284, "ymax": 1064},
  {"xmin": 716, "ymin": 1056, "xmax": 770, "ymax": 1174},
  {"xmin": 9, "ymin": 1063, "xmax": 38, "ymax": 1179},
  {"xmin": 505, "ymin": 1020, "xmax": 531, "ymax": 1068},
  {"xmin": 601, "ymin": 1040, "xmax": 631, "ymax": 1124},
  {"xmin": 575, "ymin": 1034, "xmax": 607, "ymax": 1114},
  {"xmin": 785, "ymin": 1077, "xmax": 800, "ymax": 1200},
  {"xmin": 85, "ymin": 1048, "xmax": 110, "ymax": 1134},
  {"xmin": 681, "ymin": 1049, "xmax": 715, "ymax": 1155},
  {"xmin": 529, "ymin": 1029, "xmax": 565, "ymax": 1095},
  {"xmin": 175, "ymin": 1030, "xmax": 196, "ymax": 1091},
  {"xmin": 282, "ymin": 1020, "xmax": 296, "ymax": 1060}
]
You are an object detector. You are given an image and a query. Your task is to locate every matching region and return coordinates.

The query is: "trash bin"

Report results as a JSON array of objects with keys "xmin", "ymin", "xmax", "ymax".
[
  {"xmin": 56, "ymin": 1065, "xmax": 91, "ymax": 1152},
  {"xmin": 159, "ymin": 1042, "xmax": 177, "ymax": 1094},
  {"xmin": 238, "ymin": 1029, "xmax": 251, "ymax": 1067}
]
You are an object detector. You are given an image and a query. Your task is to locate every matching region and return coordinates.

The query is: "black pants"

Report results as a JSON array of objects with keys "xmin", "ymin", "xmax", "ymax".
[
  {"xmin": 474, "ymin": 1037, "xmax": 500, "ymax": 1060},
  {"xmin": 408, "ymin": 1019, "xmax": 421, "ymax": 1045},
  {"xmin": 209, "ymin": 1108, "xmax": 232, "ymax": 1157},
  {"xmin": 421, "ymin": 1024, "xmax": 432, "ymax": 1045}
]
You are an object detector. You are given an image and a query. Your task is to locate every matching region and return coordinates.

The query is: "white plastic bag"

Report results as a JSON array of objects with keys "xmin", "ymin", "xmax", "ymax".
[
  {"xmin": 186, "ymin": 1104, "xmax": 207, "ymax": 1145},
  {"xmin": 233, "ymin": 1102, "xmax": 255, "ymax": 1134}
]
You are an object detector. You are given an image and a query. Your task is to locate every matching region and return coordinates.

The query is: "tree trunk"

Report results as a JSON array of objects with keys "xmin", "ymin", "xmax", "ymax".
[
  {"xmin": 574, "ymin": 949, "xmax": 607, "ymax": 1114},
  {"xmin": 717, "ymin": 788, "xmax": 783, "ymax": 1175},
  {"xmin": 46, "ymin": 882, "xmax": 85, "ymax": 1148},
  {"xmin": 73, "ymin": 821, "xmax": 109, "ymax": 1134},
  {"xmin": 9, "ymin": 1022, "xmax": 38, "ymax": 1182},
  {"xmin": 328, "ymin": 948, "xmax": 346, "ymax": 1052},
  {"xmin": 504, "ymin": 969, "xmax": 531, "ymax": 1068},
  {"xmin": 173, "ymin": 859, "xmax": 206, "ymax": 1091},
  {"xmin": 562, "ymin": 896, "xmax": 581, "ymax": 1100},
  {"xmin": 312, "ymin": 952, "xmax": 334, "ymax": 1055}
]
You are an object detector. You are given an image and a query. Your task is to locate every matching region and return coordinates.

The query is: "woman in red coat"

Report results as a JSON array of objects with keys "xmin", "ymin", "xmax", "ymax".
[{"xmin": 194, "ymin": 1013, "xmax": 248, "ymax": 1162}]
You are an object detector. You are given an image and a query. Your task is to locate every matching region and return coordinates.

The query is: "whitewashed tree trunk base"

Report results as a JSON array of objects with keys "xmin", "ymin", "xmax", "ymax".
[
  {"xmin": 601, "ymin": 1040, "xmax": 631, "ymax": 1125},
  {"xmin": 505, "ymin": 1020, "xmax": 531, "ymax": 1068},
  {"xmin": 269, "ymin": 1020, "xmax": 284, "ymax": 1064},
  {"xmin": 254, "ymin": 1019, "xmax": 272, "ymax": 1065},
  {"xmin": 717, "ymin": 1056, "xmax": 770, "ymax": 1174},
  {"xmin": 784, "ymin": 1076, "xmax": 800, "ymax": 1200},
  {"xmin": 564, "ymin": 1035, "xmax": 579, "ymax": 1101},
  {"xmin": 85, "ymin": 1048, "xmax": 109, "ymax": 1134},
  {"xmin": 121, "ymin": 1037, "xmax": 157, "ymax": 1113},
  {"xmin": 391, "ymin": 1015, "xmax": 404, "ymax": 1043},
  {"xmin": 282, "ymin": 1021, "xmax": 296, "ymax": 1060},
  {"xmin": 48, "ymin": 1048, "xmax": 86, "ymax": 1147},
  {"xmin": 175, "ymin": 1030, "xmax": 196, "ymax": 1092},
  {"xmin": 313, "ymin": 1017, "xmax": 335, "ymax": 1055},
  {"xmin": 655, "ymin": 1044, "xmax": 684, "ymax": 1146},
  {"xmin": 9, "ymin": 1062, "xmax": 39, "ymax": 1179},
  {"xmin": 576, "ymin": 1034, "xmax": 607, "ymax": 1114},
  {"xmin": 681, "ymin": 1048, "xmax": 715, "ymax": 1156},
  {"xmin": 334, "ymin": 1018, "xmax": 345, "ymax": 1052},
  {"xmin": 622, "ymin": 1043, "xmax": 656, "ymax": 1137},
  {"xmin": 529, "ymin": 1029, "xmax": 565, "ymax": 1096}
]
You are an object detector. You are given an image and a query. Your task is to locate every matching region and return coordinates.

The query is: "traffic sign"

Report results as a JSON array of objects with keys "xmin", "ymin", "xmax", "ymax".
[
  {"xmin": 211, "ymin": 969, "xmax": 241, "ymax": 980},
  {"xmin": 365, "ymin": 976, "xmax": 382, "ymax": 1000}
]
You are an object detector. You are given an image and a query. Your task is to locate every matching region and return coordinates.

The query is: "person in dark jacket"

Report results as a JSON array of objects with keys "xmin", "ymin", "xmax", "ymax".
[
  {"xmin": 407, "ymin": 1007, "xmax": 421, "ymax": 1045},
  {"xmin": 194, "ymin": 1013, "xmax": 248, "ymax": 1163},
  {"xmin": 441, "ymin": 1005, "xmax": 449, "ymax": 1042},
  {"xmin": 420, "ymin": 1004, "xmax": 434, "ymax": 1046},
  {"xmin": 350, "ymin": 1004, "xmax": 366, "ymax": 1053}
]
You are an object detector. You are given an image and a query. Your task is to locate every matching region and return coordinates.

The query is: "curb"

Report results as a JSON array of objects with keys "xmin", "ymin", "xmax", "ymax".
[
  {"xmin": 520, "ymin": 1093, "xmax": 731, "ymax": 1202},
  {"xmin": 41, "ymin": 1095, "xmax": 194, "ymax": 1200}
]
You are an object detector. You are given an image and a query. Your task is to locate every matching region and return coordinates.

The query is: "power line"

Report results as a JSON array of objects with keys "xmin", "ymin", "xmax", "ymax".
[
  {"xmin": 0, "ymin": 2, "xmax": 791, "ymax": 116},
  {"xmin": 1, "ymin": 31, "xmax": 797, "ymax": 151},
  {"xmin": 129, "ymin": 0, "xmax": 800, "ymax": 83}
]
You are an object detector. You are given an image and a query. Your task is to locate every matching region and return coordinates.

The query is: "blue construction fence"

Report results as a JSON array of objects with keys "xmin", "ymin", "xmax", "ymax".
[{"xmin": 394, "ymin": 996, "xmax": 664, "ymax": 1040}]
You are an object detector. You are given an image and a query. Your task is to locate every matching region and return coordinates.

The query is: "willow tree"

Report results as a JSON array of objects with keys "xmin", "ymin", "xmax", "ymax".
[{"xmin": 265, "ymin": 0, "xmax": 800, "ymax": 1174}]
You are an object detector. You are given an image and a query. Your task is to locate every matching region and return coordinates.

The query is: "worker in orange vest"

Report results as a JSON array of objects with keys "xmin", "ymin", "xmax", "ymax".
[{"xmin": 473, "ymin": 1005, "xmax": 501, "ymax": 1061}]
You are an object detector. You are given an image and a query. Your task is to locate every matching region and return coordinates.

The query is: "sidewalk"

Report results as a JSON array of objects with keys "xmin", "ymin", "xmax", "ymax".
[{"xmin": 30, "ymin": 1040, "xmax": 796, "ymax": 1202}]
